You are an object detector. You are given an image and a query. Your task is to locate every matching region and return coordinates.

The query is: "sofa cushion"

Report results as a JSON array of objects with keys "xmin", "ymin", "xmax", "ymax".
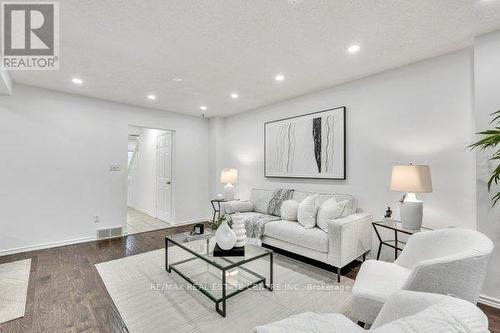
[
  {"xmin": 264, "ymin": 221, "xmax": 329, "ymax": 253},
  {"xmin": 249, "ymin": 189, "xmax": 275, "ymax": 214},
  {"xmin": 317, "ymin": 199, "xmax": 348, "ymax": 232},
  {"xmin": 293, "ymin": 191, "xmax": 357, "ymax": 215},
  {"xmin": 297, "ymin": 194, "xmax": 319, "ymax": 228},
  {"xmin": 280, "ymin": 200, "xmax": 299, "ymax": 221}
]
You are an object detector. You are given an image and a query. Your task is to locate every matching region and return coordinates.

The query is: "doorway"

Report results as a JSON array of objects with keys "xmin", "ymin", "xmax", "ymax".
[{"xmin": 127, "ymin": 125, "xmax": 174, "ymax": 234}]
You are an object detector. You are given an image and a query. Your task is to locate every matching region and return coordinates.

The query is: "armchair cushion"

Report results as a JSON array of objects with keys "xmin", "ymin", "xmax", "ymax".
[
  {"xmin": 352, "ymin": 260, "xmax": 410, "ymax": 324},
  {"xmin": 252, "ymin": 312, "xmax": 363, "ymax": 333}
]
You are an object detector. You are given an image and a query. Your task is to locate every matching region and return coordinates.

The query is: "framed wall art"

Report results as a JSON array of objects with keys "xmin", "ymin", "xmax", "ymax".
[{"xmin": 264, "ymin": 106, "xmax": 346, "ymax": 179}]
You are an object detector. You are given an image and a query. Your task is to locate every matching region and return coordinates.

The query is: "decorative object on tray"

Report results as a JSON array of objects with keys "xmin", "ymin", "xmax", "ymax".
[
  {"xmin": 183, "ymin": 229, "xmax": 212, "ymax": 241},
  {"xmin": 215, "ymin": 214, "xmax": 237, "ymax": 250},
  {"xmin": 232, "ymin": 213, "xmax": 247, "ymax": 247},
  {"xmin": 264, "ymin": 106, "xmax": 346, "ymax": 179},
  {"xmin": 192, "ymin": 223, "xmax": 204, "ymax": 235},
  {"xmin": 220, "ymin": 168, "xmax": 238, "ymax": 200},
  {"xmin": 390, "ymin": 164, "xmax": 432, "ymax": 230}
]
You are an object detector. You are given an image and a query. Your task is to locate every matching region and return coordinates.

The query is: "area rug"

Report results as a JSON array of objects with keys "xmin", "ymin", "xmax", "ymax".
[
  {"xmin": 96, "ymin": 243, "xmax": 353, "ymax": 333},
  {"xmin": 0, "ymin": 258, "xmax": 31, "ymax": 324}
]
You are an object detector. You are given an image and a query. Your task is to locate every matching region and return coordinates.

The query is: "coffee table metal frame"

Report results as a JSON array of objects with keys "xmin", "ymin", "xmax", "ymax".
[{"xmin": 165, "ymin": 236, "xmax": 273, "ymax": 317}]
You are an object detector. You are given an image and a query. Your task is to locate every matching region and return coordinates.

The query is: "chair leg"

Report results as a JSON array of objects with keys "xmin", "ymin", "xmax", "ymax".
[
  {"xmin": 362, "ymin": 252, "xmax": 366, "ymax": 261},
  {"xmin": 357, "ymin": 321, "xmax": 365, "ymax": 328},
  {"xmin": 336, "ymin": 267, "xmax": 341, "ymax": 283}
]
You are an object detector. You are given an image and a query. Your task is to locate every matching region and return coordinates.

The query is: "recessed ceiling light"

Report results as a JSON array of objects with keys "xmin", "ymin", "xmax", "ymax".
[
  {"xmin": 172, "ymin": 78, "xmax": 183, "ymax": 82},
  {"xmin": 200, "ymin": 105, "xmax": 207, "ymax": 111},
  {"xmin": 275, "ymin": 74, "xmax": 285, "ymax": 82},
  {"xmin": 147, "ymin": 94, "xmax": 157, "ymax": 100},
  {"xmin": 231, "ymin": 93, "xmax": 239, "ymax": 99},
  {"xmin": 72, "ymin": 77, "xmax": 83, "ymax": 85},
  {"xmin": 347, "ymin": 44, "xmax": 361, "ymax": 54}
]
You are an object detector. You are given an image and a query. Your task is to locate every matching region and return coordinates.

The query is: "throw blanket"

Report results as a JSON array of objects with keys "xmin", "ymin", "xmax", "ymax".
[
  {"xmin": 246, "ymin": 189, "xmax": 294, "ymax": 239},
  {"xmin": 245, "ymin": 214, "xmax": 280, "ymax": 239},
  {"xmin": 267, "ymin": 189, "xmax": 294, "ymax": 216}
]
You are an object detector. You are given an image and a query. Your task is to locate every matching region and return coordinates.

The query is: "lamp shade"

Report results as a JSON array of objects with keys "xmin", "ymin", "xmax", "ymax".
[
  {"xmin": 220, "ymin": 168, "xmax": 238, "ymax": 184},
  {"xmin": 390, "ymin": 165, "xmax": 432, "ymax": 193}
]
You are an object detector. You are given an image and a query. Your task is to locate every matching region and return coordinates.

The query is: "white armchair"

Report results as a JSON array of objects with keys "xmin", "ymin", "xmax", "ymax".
[
  {"xmin": 351, "ymin": 228, "xmax": 494, "ymax": 325},
  {"xmin": 252, "ymin": 290, "xmax": 489, "ymax": 333}
]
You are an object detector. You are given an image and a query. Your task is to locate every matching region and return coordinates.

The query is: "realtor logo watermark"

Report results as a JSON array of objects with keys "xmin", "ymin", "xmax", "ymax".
[{"xmin": 2, "ymin": 2, "xmax": 59, "ymax": 70}]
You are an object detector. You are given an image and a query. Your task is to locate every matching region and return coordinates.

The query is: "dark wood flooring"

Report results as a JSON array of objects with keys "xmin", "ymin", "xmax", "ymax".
[{"xmin": 0, "ymin": 226, "xmax": 499, "ymax": 333}]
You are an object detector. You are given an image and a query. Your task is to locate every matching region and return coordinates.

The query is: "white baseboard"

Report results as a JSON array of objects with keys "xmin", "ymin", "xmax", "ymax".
[
  {"xmin": 0, "ymin": 236, "xmax": 97, "ymax": 257},
  {"xmin": 172, "ymin": 217, "xmax": 209, "ymax": 227},
  {"xmin": 0, "ymin": 232, "xmax": 130, "ymax": 257},
  {"xmin": 0, "ymin": 219, "xmax": 208, "ymax": 257},
  {"xmin": 479, "ymin": 294, "xmax": 500, "ymax": 309}
]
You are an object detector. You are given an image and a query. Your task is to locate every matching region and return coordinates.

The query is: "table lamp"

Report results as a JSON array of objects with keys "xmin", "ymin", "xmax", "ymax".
[
  {"xmin": 220, "ymin": 168, "xmax": 238, "ymax": 200},
  {"xmin": 390, "ymin": 164, "xmax": 432, "ymax": 230}
]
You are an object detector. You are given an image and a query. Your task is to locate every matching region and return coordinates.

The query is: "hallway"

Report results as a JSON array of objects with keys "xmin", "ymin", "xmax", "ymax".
[{"xmin": 126, "ymin": 207, "xmax": 172, "ymax": 234}]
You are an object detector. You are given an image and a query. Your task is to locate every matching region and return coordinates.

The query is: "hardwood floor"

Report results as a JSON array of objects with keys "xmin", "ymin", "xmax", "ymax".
[{"xmin": 0, "ymin": 227, "xmax": 499, "ymax": 333}]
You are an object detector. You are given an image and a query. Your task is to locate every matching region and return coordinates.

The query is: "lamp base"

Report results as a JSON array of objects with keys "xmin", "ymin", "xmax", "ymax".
[
  {"xmin": 400, "ymin": 200, "xmax": 423, "ymax": 230},
  {"xmin": 223, "ymin": 183, "xmax": 235, "ymax": 200}
]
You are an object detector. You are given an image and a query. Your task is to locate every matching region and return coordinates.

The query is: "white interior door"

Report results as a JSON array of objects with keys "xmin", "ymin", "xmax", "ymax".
[{"xmin": 156, "ymin": 132, "xmax": 172, "ymax": 222}]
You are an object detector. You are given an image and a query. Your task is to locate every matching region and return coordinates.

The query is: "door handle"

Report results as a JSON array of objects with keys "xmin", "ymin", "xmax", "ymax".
[{"xmin": 166, "ymin": 181, "xmax": 171, "ymax": 185}]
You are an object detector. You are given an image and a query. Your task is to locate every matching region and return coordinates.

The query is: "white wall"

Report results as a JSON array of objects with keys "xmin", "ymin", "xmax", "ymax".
[
  {"xmin": 0, "ymin": 84, "xmax": 210, "ymax": 253},
  {"xmin": 208, "ymin": 117, "xmax": 228, "ymax": 197},
  {"xmin": 127, "ymin": 127, "xmax": 168, "ymax": 218},
  {"xmin": 219, "ymin": 49, "xmax": 476, "ymax": 231},
  {"xmin": 474, "ymin": 31, "xmax": 500, "ymax": 303}
]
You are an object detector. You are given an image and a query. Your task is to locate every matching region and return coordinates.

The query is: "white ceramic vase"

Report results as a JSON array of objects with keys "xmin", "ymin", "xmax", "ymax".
[
  {"xmin": 232, "ymin": 213, "xmax": 247, "ymax": 247},
  {"xmin": 215, "ymin": 220, "xmax": 237, "ymax": 250}
]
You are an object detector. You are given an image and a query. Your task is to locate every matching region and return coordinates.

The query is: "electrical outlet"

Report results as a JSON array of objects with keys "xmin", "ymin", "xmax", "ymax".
[
  {"xmin": 109, "ymin": 164, "xmax": 121, "ymax": 171},
  {"xmin": 94, "ymin": 215, "xmax": 100, "ymax": 223}
]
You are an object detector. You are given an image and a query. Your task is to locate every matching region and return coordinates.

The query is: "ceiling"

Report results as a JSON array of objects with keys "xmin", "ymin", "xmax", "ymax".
[{"xmin": 8, "ymin": 0, "xmax": 500, "ymax": 117}]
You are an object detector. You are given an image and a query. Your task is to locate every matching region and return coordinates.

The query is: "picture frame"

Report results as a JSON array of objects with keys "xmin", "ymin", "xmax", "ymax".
[{"xmin": 264, "ymin": 106, "xmax": 346, "ymax": 179}]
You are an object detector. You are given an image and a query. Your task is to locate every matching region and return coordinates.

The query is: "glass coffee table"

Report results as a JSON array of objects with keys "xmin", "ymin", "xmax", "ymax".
[{"xmin": 165, "ymin": 233, "xmax": 273, "ymax": 317}]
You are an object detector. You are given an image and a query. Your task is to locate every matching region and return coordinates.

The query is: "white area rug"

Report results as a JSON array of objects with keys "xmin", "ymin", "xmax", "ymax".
[
  {"xmin": 96, "ymin": 244, "xmax": 353, "ymax": 333},
  {"xmin": 0, "ymin": 258, "xmax": 31, "ymax": 324}
]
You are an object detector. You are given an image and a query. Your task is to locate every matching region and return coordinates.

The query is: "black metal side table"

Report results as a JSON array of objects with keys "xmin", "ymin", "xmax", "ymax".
[
  {"xmin": 210, "ymin": 198, "xmax": 236, "ymax": 222},
  {"xmin": 372, "ymin": 220, "xmax": 432, "ymax": 260}
]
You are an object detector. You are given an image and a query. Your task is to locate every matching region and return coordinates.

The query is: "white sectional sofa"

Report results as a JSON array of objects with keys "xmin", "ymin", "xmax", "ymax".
[{"xmin": 222, "ymin": 188, "xmax": 373, "ymax": 282}]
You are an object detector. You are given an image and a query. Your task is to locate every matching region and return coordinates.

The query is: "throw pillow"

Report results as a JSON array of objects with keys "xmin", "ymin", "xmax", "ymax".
[
  {"xmin": 223, "ymin": 200, "xmax": 254, "ymax": 214},
  {"xmin": 280, "ymin": 200, "xmax": 299, "ymax": 221},
  {"xmin": 316, "ymin": 198, "xmax": 348, "ymax": 232},
  {"xmin": 341, "ymin": 199, "xmax": 356, "ymax": 217},
  {"xmin": 297, "ymin": 194, "xmax": 319, "ymax": 228}
]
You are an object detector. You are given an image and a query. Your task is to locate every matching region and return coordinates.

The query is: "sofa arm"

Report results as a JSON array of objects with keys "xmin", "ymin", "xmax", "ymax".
[
  {"xmin": 220, "ymin": 200, "xmax": 253, "ymax": 215},
  {"xmin": 327, "ymin": 213, "xmax": 372, "ymax": 268}
]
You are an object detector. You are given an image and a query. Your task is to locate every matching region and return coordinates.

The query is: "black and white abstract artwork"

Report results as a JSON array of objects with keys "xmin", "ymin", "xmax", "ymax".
[{"xmin": 264, "ymin": 107, "xmax": 346, "ymax": 179}]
